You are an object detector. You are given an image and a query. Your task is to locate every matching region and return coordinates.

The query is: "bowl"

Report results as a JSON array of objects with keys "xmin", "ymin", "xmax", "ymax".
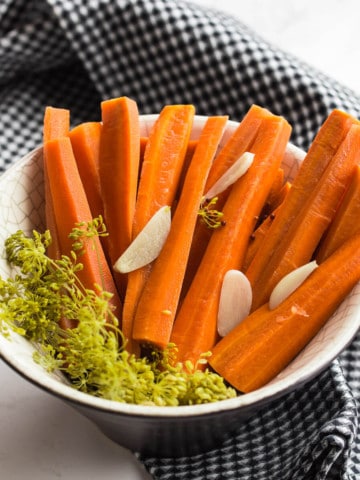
[{"xmin": 0, "ymin": 115, "xmax": 359, "ymax": 458}]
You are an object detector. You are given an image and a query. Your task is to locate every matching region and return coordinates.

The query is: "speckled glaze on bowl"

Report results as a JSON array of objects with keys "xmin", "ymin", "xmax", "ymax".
[{"xmin": 0, "ymin": 116, "xmax": 359, "ymax": 458}]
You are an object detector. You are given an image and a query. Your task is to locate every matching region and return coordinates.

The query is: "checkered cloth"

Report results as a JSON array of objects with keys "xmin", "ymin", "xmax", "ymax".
[{"xmin": 1, "ymin": 1, "xmax": 360, "ymax": 478}]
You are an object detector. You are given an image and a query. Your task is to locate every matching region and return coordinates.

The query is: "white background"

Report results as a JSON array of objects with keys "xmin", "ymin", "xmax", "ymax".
[
  {"xmin": 195, "ymin": 0, "xmax": 360, "ymax": 95},
  {"xmin": 1, "ymin": 1, "xmax": 360, "ymax": 479}
]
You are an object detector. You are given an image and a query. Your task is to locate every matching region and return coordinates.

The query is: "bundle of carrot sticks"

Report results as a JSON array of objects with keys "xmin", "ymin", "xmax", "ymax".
[{"xmin": 42, "ymin": 98, "xmax": 360, "ymax": 394}]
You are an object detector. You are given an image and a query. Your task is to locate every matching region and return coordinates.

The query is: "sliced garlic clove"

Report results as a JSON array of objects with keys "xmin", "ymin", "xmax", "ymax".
[
  {"xmin": 113, "ymin": 206, "xmax": 171, "ymax": 273},
  {"xmin": 217, "ymin": 269, "xmax": 252, "ymax": 337},
  {"xmin": 269, "ymin": 260, "xmax": 318, "ymax": 310},
  {"xmin": 204, "ymin": 151, "xmax": 254, "ymax": 200}
]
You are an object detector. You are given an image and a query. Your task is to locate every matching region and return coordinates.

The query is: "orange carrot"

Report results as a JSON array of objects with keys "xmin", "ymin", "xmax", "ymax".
[
  {"xmin": 43, "ymin": 136, "xmax": 122, "ymax": 318},
  {"xmin": 261, "ymin": 168, "xmax": 285, "ymax": 219},
  {"xmin": 43, "ymin": 106, "xmax": 70, "ymax": 144},
  {"xmin": 246, "ymin": 109, "xmax": 360, "ymax": 299},
  {"xmin": 204, "ymin": 104, "xmax": 269, "ymax": 192},
  {"xmin": 170, "ymin": 112, "xmax": 291, "ymax": 367},
  {"xmin": 242, "ymin": 182, "xmax": 291, "ymax": 271},
  {"xmin": 175, "ymin": 139, "xmax": 199, "ymax": 202},
  {"xmin": 138, "ymin": 137, "xmax": 148, "ymax": 189},
  {"xmin": 69, "ymin": 122, "xmax": 103, "ymax": 220},
  {"xmin": 99, "ymin": 97, "xmax": 140, "ymax": 298},
  {"xmin": 132, "ymin": 116, "xmax": 228, "ymax": 349},
  {"xmin": 181, "ymin": 105, "xmax": 273, "ymax": 299},
  {"xmin": 179, "ymin": 217, "xmax": 213, "ymax": 301},
  {"xmin": 43, "ymin": 106, "xmax": 70, "ymax": 260},
  {"xmin": 268, "ymin": 167, "xmax": 285, "ymax": 202},
  {"xmin": 272, "ymin": 180, "xmax": 291, "ymax": 209},
  {"xmin": 184, "ymin": 139, "xmax": 198, "ymax": 162},
  {"xmin": 122, "ymin": 104, "xmax": 195, "ymax": 352},
  {"xmin": 139, "ymin": 138, "xmax": 198, "ymax": 206},
  {"xmin": 250, "ymin": 122, "xmax": 360, "ymax": 310},
  {"xmin": 209, "ymin": 229, "xmax": 360, "ymax": 393},
  {"xmin": 317, "ymin": 165, "xmax": 360, "ymax": 262},
  {"xmin": 242, "ymin": 209, "xmax": 277, "ymax": 272},
  {"xmin": 140, "ymin": 136, "xmax": 148, "ymax": 161},
  {"xmin": 132, "ymin": 105, "xmax": 195, "ymax": 236}
]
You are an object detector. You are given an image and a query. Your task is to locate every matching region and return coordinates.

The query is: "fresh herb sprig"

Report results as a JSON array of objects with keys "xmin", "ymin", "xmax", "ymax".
[
  {"xmin": 198, "ymin": 197, "xmax": 225, "ymax": 229},
  {"xmin": 0, "ymin": 222, "xmax": 236, "ymax": 406}
]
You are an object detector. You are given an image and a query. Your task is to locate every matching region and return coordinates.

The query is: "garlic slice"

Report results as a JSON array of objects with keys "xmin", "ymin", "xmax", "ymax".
[
  {"xmin": 113, "ymin": 206, "xmax": 171, "ymax": 273},
  {"xmin": 204, "ymin": 151, "xmax": 254, "ymax": 200},
  {"xmin": 269, "ymin": 260, "xmax": 318, "ymax": 310},
  {"xmin": 217, "ymin": 270, "xmax": 252, "ymax": 337}
]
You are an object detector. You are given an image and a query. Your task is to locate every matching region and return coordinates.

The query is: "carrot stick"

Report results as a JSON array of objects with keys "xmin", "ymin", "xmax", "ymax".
[
  {"xmin": 242, "ymin": 209, "xmax": 277, "ymax": 272},
  {"xmin": 69, "ymin": 122, "xmax": 103, "ymax": 219},
  {"xmin": 99, "ymin": 97, "xmax": 140, "ymax": 298},
  {"xmin": 132, "ymin": 116, "xmax": 228, "ymax": 349},
  {"xmin": 242, "ymin": 182, "xmax": 291, "ymax": 271},
  {"xmin": 43, "ymin": 137, "xmax": 122, "ymax": 318},
  {"xmin": 140, "ymin": 136, "xmax": 148, "ymax": 162},
  {"xmin": 132, "ymin": 105, "xmax": 195, "ymax": 236},
  {"xmin": 317, "ymin": 165, "xmax": 360, "ymax": 262},
  {"xmin": 122, "ymin": 104, "xmax": 195, "ymax": 352},
  {"xmin": 43, "ymin": 106, "xmax": 70, "ymax": 260},
  {"xmin": 261, "ymin": 168, "xmax": 285, "ymax": 219},
  {"xmin": 184, "ymin": 139, "xmax": 198, "ymax": 163},
  {"xmin": 209, "ymin": 229, "xmax": 360, "ymax": 393},
  {"xmin": 170, "ymin": 113, "xmax": 291, "ymax": 367},
  {"xmin": 43, "ymin": 106, "xmax": 70, "ymax": 144},
  {"xmin": 44, "ymin": 107, "xmax": 76, "ymax": 331},
  {"xmin": 180, "ymin": 105, "xmax": 273, "ymax": 299},
  {"xmin": 272, "ymin": 180, "xmax": 291, "ymax": 209},
  {"xmin": 175, "ymin": 139, "xmax": 199, "ymax": 202},
  {"xmin": 246, "ymin": 109, "xmax": 360, "ymax": 298},
  {"xmin": 139, "ymin": 138, "xmax": 198, "ymax": 207},
  {"xmin": 250, "ymin": 122, "xmax": 360, "ymax": 310},
  {"xmin": 179, "ymin": 218, "xmax": 213, "ymax": 301},
  {"xmin": 204, "ymin": 104, "xmax": 270, "ymax": 192}
]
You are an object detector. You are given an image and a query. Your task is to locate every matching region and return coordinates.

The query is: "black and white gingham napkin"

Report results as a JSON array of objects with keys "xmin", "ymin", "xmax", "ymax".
[{"xmin": 1, "ymin": 1, "xmax": 360, "ymax": 478}]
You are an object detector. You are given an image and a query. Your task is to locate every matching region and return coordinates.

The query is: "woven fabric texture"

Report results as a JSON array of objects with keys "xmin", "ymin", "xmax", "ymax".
[{"xmin": 1, "ymin": 1, "xmax": 360, "ymax": 478}]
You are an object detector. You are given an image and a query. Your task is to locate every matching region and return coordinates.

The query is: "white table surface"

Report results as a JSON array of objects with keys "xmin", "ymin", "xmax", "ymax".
[{"xmin": 1, "ymin": 1, "xmax": 360, "ymax": 479}]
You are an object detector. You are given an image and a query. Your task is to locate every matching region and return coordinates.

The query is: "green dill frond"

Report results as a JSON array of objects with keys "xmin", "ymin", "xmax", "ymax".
[
  {"xmin": 0, "ymin": 227, "xmax": 236, "ymax": 407},
  {"xmin": 69, "ymin": 216, "xmax": 108, "ymax": 254},
  {"xmin": 179, "ymin": 369, "xmax": 236, "ymax": 405},
  {"xmin": 198, "ymin": 197, "xmax": 225, "ymax": 229},
  {"xmin": 5, "ymin": 229, "xmax": 51, "ymax": 278}
]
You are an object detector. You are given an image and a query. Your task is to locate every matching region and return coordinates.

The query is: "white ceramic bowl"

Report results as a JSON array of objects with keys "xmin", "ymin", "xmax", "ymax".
[{"xmin": 0, "ymin": 115, "xmax": 359, "ymax": 457}]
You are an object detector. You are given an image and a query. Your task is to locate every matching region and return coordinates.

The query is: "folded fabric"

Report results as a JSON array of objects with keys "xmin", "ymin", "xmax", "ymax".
[{"xmin": 1, "ymin": 0, "xmax": 360, "ymax": 478}]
